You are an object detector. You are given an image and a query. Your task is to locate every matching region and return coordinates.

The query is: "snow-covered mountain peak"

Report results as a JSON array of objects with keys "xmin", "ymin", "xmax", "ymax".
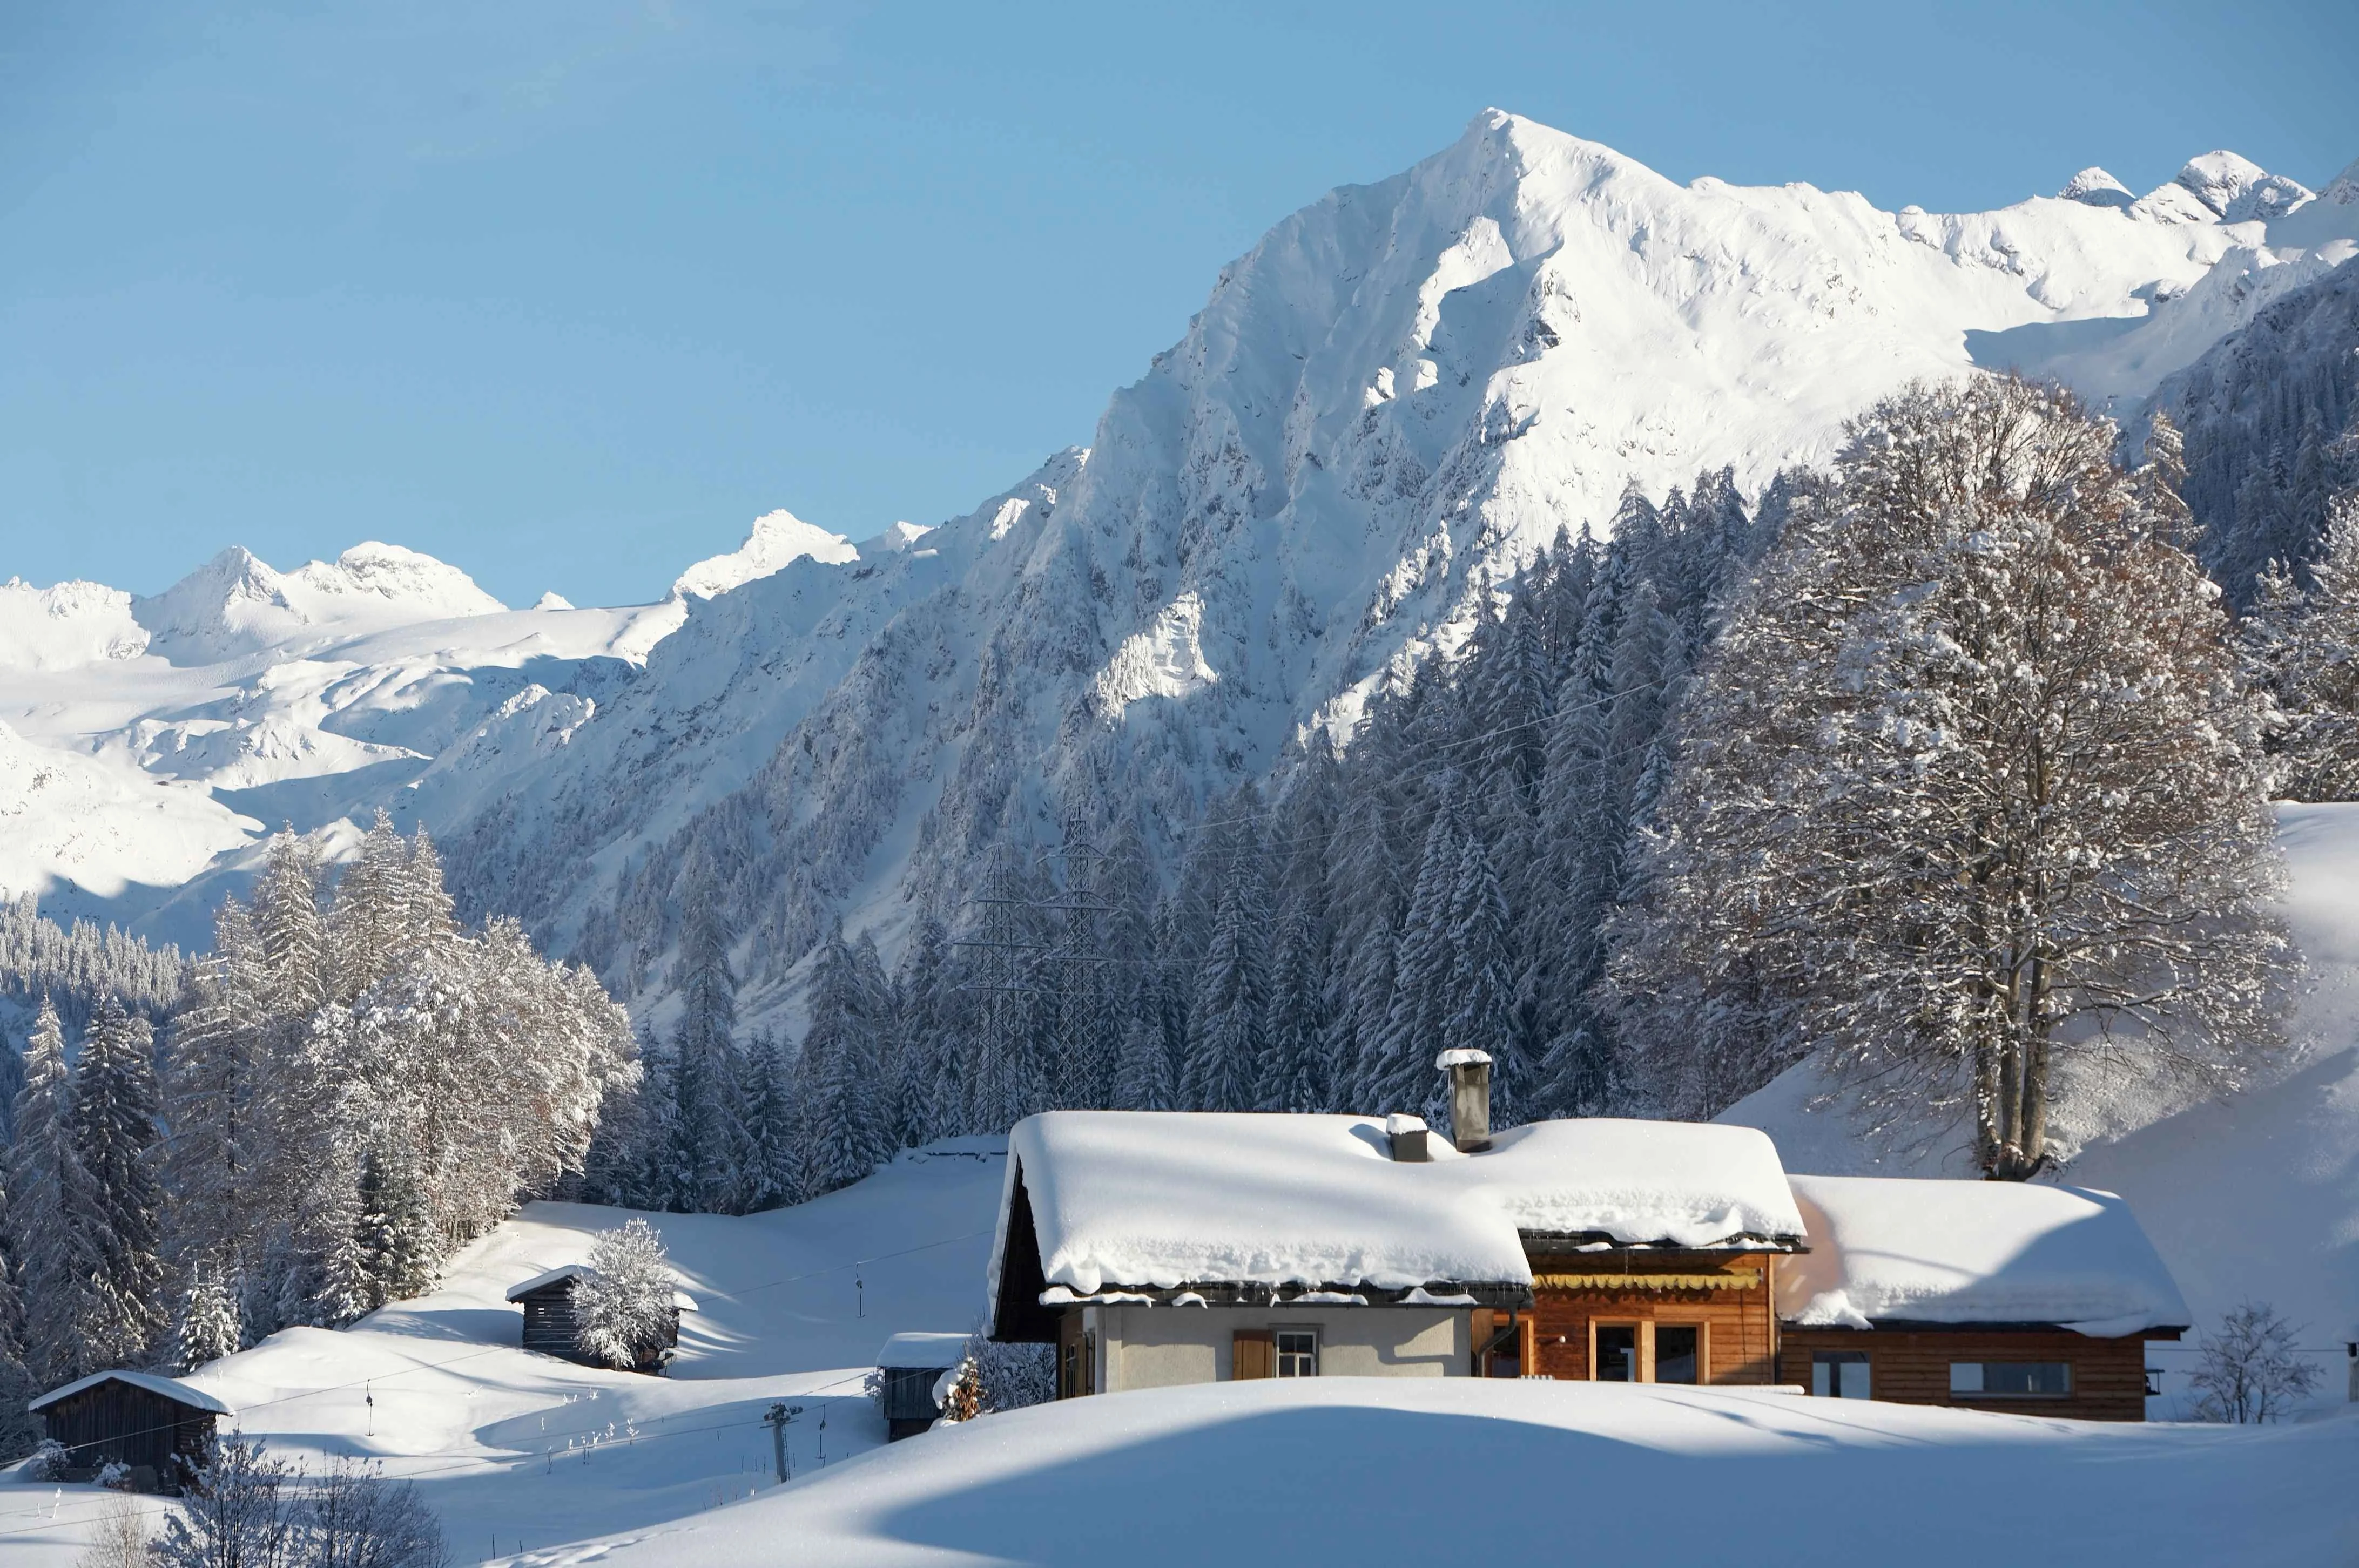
[
  {"xmin": 289, "ymin": 540, "xmax": 507, "ymax": 615},
  {"xmin": 2324, "ymin": 156, "xmax": 2359, "ymax": 208},
  {"xmin": 0, "ymin": 577, "xmax": 150, "ymax": 670},
  {"xmin": 127, "ymin": 542, "xmax": 507, "ymax": 663},
  {"xmin": 671, "ymin": 508, "xmax": 861, "ymax": 600},
  {"xmin": 2060, "ymin": 167, "xmax": 2134, "ymax": 208},
  {"xmin": 864, "ymin": 520, "xmax": 937, "ymax": 555},
  {"xmin": 2173, "ymin": 150, "xmax": 2313, "ymax": 224}
]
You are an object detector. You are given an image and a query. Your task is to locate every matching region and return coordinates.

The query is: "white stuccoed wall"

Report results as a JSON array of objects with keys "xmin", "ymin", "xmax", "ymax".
[{"xmin": 1088, "ymin": 1305, "xmax": 1470, "ymax": 1391}]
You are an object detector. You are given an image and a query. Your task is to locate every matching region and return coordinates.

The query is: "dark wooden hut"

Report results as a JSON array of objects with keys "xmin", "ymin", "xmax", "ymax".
[
  {"xmin": 506, "ymin": 1263, "xmax": 696, "ymax": 1373},
  {"xmin": 874, "ymin": 1332, "xmax": 968, "ymax": 1440},
  {"xmin": 29, "ymin": 1370, "xmax": 228, "ymax": 1493}
]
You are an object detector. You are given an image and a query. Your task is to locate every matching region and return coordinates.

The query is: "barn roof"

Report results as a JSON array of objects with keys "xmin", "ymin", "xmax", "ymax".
[
  {"xmin": 505, "ymin": 1263, "xmax": 699, "ymax": 1312},
  {"xmin": 30, "ymin": 1369, "xmax": 232, "ymax": 1416},
  {"xmin": 1781, "ymin": 1174, "xmax": 2191, "ymax": 1336},
  {"xmin": 877, "ymin": 1332, "xmax": 970, "ymax": 1368},
  {"xmin": 988, "ymin": 1112, "xmax": 1806, "ymax": 1325}
]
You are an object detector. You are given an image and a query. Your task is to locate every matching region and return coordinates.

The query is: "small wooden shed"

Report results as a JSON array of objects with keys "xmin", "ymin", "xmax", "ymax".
[
  {"xmin": 506, "ymin": 1263, "xmax": 698, "ymax": 1373},
  {"xmin": 29, "ymin": 1370, "xmax": 229, "ymax": 1493},
  {"xmin": 875, "ymin": 1332, "xmax": 968, "ymax": 1440}
]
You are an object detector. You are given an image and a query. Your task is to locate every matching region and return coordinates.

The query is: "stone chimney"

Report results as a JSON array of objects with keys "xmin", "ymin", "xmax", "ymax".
[
  {"xmin": 1435, "ymin": 1049, "xmax": 1493, "ymax": 1153},
  {"xmin": 1385, "ymin": 1113, "xmax": 1430, "ymax": 1163}
]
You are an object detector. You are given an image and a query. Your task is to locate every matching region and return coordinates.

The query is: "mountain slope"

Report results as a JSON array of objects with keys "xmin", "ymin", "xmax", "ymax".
[
  {"xmin": 461, "ymin": 111, "xmax": 2359, "ymax": 1005},
  {"xmin": 6, "ymin": 111, "xmax": 2355, "ymax": 999}
]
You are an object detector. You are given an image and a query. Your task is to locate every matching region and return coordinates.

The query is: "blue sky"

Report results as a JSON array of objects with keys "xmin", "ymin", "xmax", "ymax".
[{"xmin": 4, "ymin": 1, "xmax": 2355, "ymax": 608}]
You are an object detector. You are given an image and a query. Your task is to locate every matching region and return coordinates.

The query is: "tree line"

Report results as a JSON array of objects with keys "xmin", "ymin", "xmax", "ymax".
[
  {"xmin": 693, "ymin": 375, "xmax": 2327, "ymax": 1203},
  {"xmin": 0, "ymin": 814, "xmax": 635, "ymax": 1452}
]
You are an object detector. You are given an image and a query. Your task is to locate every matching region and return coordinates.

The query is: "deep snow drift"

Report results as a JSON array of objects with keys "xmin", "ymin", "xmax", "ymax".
[{"xmin": 452, "ymin": 1379, "xmax": 2359, "ymax": 1568}]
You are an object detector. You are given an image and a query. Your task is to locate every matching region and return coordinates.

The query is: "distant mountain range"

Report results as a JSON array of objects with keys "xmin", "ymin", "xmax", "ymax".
[{"xmin": 6, "ymin": 110, "xmax": 2356, "ymax": 1029}]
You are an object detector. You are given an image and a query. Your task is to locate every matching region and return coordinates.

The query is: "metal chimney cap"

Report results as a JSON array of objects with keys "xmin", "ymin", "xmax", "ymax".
[{"xmin": 1435, "ymin": 1049, "xmax": 1493, "ymax": 1070}]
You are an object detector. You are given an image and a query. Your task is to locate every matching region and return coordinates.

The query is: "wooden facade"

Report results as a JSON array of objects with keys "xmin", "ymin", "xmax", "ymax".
[
  {"xmin": 509, "ymin": 1269, "xmax": 682, "ymax": 1374},
  {"xmin": 1485, "ymin": 1249, "xmax": 1784, "ymax": 1384},
  {"xmin": 878, "ymin": 1367, "xmax": 953, "ymax": 1440},
  {"xmin": 33, "ymin": 1376, "xmax": 220, "ymax": 1493},
  {"xmin": 1780, "ymin": 1325, "xmax": 2170, "ymax": 1423}
]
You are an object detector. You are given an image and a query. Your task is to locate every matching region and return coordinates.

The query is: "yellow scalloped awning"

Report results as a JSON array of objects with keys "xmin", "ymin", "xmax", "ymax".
[{"xmin": 1533, "ymin": 1269, "xmax": 1763, "ymax": 1293}]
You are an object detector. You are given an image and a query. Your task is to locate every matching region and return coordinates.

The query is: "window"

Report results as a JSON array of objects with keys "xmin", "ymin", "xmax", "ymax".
[
  {"xmin": 1950, "ymin": 1362, "xmax": 2070, "ymax": 1397},
  {"xmin": 1812, "ymin": 1351, "xmax": 1871, "ymax": 1400},
  {"xmin": 1654, "ymin": 1325, "xmax": 1701, "ymax": 1385},
  {"xmin": 1276, "ymin": 1330, "xmax": 1318, "ymax": 1378},
  {"xmin": 1594, "ymin": 1324, "xmax": 1639, "ymax": 1382}
]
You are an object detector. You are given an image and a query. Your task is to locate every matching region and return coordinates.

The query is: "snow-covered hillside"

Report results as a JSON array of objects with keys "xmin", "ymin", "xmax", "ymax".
[
  {"xmin": 0, "ymin": 1139, "xmax": 1007, "ymax": 1564},
  {"xmin": 5, "ymin": 110, "xmax": 2354, "ymax": 1002},
  {"xmin": 1722, "ymin": 800, "xmax": 2359, "ymax": 1415},
  {"xmin": 11, "ymin": 1128, "xmax": 2353, "ymax": 1568}
]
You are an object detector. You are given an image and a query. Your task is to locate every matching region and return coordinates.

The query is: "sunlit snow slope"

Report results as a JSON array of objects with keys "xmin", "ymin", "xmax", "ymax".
[
  {"xmin": 472, "ymin": 1377, "xmax": 2359, "ymax": 1568},
  {"xmin": 1722, "ymin": 802, "xmax": 2359, "ymax": 1415},
  {"xmin": 0, "ymin": 1140, "xmax": 1007, "ymax": 1564}
]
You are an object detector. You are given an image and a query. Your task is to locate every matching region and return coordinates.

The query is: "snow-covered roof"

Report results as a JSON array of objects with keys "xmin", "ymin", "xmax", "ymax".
[
  {"xmin": 990, "ymin": 1113, "xmax": 1805, "ymax": 1312},
  {"xmin": 1781, "ymin": 1175, "xmax": 2190, "ymax": 1336},
  {"xmin": 505, "ymin": 1263, "xmax": 699, "ymax": 1312},
  {"xmin": 877, "ymin": 1332, "xmax": 970, "ymax": 1368},
  {"xmin": 30, "ymin": 1369, "xmax": 232, "ymax": 1417}
]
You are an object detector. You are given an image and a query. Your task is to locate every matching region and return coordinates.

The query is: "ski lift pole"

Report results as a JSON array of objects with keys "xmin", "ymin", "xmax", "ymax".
[{"xmin": 764, "ymin": 1402, "xmax": 803, "ymax": 1483}]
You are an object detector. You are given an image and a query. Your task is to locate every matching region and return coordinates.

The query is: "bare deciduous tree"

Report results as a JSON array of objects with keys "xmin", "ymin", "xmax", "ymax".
[
  {"xmin": 1615, "ymin": 375, "xmax": 2291, "ymax": 1174},
  {"xmin": 2189, "ymin": 1301, "xmax": 2323, "ymax": 1423}
]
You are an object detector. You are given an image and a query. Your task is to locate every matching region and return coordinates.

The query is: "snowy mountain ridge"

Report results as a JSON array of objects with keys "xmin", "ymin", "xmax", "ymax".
[{"xmin": 4, "ymin": 111, "xmax": 2356, "ymax": 986}]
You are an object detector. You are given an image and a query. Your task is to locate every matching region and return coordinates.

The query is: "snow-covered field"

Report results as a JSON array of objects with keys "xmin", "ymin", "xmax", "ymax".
[
  {"xmin": 524, "ymin": 1379, "xmax": 2359, "ymax": 1568},
  {"xmin": 0, "ymin": 1140, "xmax": 1007, "ymax": 1564}
]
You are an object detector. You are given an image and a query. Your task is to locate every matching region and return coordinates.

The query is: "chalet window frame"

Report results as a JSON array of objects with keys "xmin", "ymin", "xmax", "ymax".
[
  {"xmin": 1812, "ymin": 1350, "xmax": 1872, "ymax": 1400},
  {"xmin": 1590, "ymin": 1320, "xmax": 1646, "ymax": 1383},
  {"xmin": 1274, "ymin": 1328, "xmax": 1319, "ymax": 1378},
  {"xmin": 1949, "ymin": 1361, "xmax": 2072, "ymax": 1399},
  {"xmin": 1586, "ymin": 1318, "xmax": 1711, "ymax": 1385},
  {"xmin": 1650, "ymin": 1318, "xmax": 1709, "ymax": 1385}
]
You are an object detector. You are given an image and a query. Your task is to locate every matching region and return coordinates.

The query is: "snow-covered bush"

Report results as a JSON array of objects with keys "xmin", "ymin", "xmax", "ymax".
[
  {"xmin": 23, "ymin": 1438, "xmax": 69, "ymax": 1481},
  {"xmin": 2189, "ymin": 1301, "xmax": 2322, "ymax": 1422},
  {"xmin": 92, "ymin": 1458, "xmax": 133, "ymax": 1491},
  {"xmin": 570, "ymin": 1220, "xmax": 680, "ymax": 1373},
  {"xmin": 936, "ymin": 1329, "xmax": 1054, "ymax": 1422},
  {"xmin": 148, "ymin": 1437, "xmax": 299, "ymax": 1568}
]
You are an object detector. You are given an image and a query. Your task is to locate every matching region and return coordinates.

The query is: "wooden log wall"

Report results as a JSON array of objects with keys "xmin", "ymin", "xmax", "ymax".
[
  {"xmin": 1778, "ymin": 1327, "xmax": 2154, "ymax": 1421},
  {"xmin": 1511, "ymin": 1251, "xmax": 1783, "ymax": 1384}
]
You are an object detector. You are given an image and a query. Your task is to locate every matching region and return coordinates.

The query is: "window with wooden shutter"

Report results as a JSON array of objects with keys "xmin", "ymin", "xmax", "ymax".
[{"xmin": 1232, "ymin": 1329, "xmax": 1276, "ymax": 1380}]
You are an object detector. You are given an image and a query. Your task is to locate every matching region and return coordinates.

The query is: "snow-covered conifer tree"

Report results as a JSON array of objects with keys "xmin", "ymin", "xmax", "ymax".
[
  {"xmin": 10, "ymin": 998, "xmax": 107, "ymax": 1386},
  {"xmin": 172, "ymin": 1262, "xmax": 243, "ymax": 1371},
  {"xmin": 72, "ymin": 998, "xmax": 166, "ymax": 1364},
  {"xmin": 1183, "ymin": 798, "xmax": 1271, "ymax": 1113},
  {"xmin": 803, "ymin": 927, "xmax": 892, "ymax": 1193},
  {"xmin": 1442, "ymin": 822, "xmax": 1519, "ymax": 1121},
  {"xmin": 2245, "ymin": 494, "xmax": 2359, "ymax": 799},
  {"xmin": 1368, "ymin": 789, "xmax": 1465, "ymax": 1117},
  {"xmin": 0, "ymin": 1171, "xmax": 37, "ymax": 1458}
]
